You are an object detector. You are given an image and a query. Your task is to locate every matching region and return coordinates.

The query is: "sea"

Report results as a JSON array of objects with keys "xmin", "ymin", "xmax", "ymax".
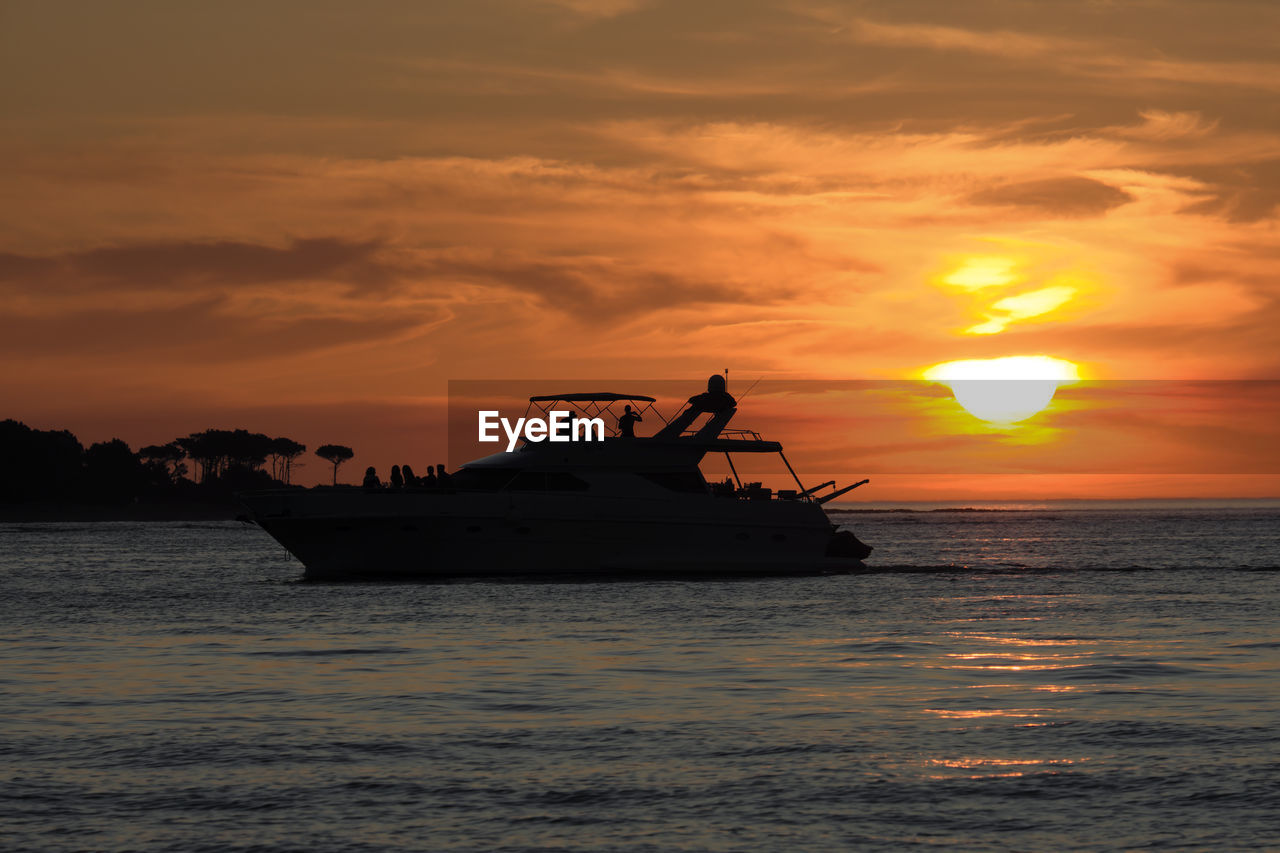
[{"xmin": 2, "ymin": 504, "xmax": 1279, "ymax": 852}]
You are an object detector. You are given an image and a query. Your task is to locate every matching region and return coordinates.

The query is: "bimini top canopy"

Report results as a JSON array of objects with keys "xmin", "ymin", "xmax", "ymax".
[{"xmin": 528, "ymin": 392, "xmax": 657, "ymax": 403}]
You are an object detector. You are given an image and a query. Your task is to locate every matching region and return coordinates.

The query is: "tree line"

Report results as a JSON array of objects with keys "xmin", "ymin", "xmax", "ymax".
[{"xmin": 0, "ymin": 419, "xmax": 356, "ymax": 505}]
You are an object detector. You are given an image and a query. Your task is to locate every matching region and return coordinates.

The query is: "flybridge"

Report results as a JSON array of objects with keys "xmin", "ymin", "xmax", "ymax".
[
  {"xmin": 478, "ymin": 410, "xmax": 605, "ymax": 452},
  {"xmin": 471, "ymin": 385, "xmax": 867, "ymax": 504}
]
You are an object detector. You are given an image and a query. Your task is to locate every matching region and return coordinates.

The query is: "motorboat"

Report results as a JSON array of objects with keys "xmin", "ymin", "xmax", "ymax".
[{"xmin": 240, "ymin": 377, "xmax": 872, "ymax": 579}]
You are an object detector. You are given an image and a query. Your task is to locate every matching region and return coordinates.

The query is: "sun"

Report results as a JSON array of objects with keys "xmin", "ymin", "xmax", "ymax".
[{"xmin": 923, "ymin": 356, "xmax": 1081, "ymax": 425}]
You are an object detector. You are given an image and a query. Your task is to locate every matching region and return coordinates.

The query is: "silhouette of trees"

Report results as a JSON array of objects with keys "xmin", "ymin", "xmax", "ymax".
[
  {"xmin": 315, "ymin": 444, "xmax": 354, "ymax": 485},
  {"xmin": 140, "ymin": 442, "xmax": 187, "ymax": 485},
  {"xmin": 83, "ymin": 439, "xmax": 147, "ymax": 501},
  {"xmin": 268, "ymin": 437, "xmax": 306, "ymax": 484},
  {"xmin": 232, "ymin": 430, "xmax": 273, "ymax": 473},
  {"xmin": 176, "ymin": 429, "xmax": 280, "ymax": 483},
  {"xmin": 0, "ymin": 419, "xmax": 315, "ymax": 512},
  {"xmin": 0, "ymin": 421, "xmax": 155, "ymax": 504},
  {"xmin": 0, "ymin": 419, "xmax": 83, "ymax": 502},
  {"xmin": 176, "ymin": 431, "xmax": 218, "ymax": 483}
]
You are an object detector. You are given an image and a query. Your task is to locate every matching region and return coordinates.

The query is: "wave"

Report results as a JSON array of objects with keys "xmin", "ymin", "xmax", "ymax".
[
  {"xmin": 852, "ymin": 564, "xmax": 1280, "ymax": 574},
  {"xmin": 242, "ymin": 647, "xmax": 410, "ymax": 657}
]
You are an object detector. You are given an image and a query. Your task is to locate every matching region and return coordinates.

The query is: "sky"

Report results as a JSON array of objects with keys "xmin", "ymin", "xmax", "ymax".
[{"xmin": 2, "ymin": 0, "xmax": 1278, "ymax": 497}]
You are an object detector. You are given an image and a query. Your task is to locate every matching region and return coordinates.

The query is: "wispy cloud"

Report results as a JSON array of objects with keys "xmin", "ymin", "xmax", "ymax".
[
  {"xmin": 813, "ymin": 11, "xmax": 1280, "ymax": 93},
  {"xmin": 0, "ymin": 238, "xmax": 391, "ymax": 294},
  {"xmin": 966, "ymin": 177, "xmax": 1134, "ymax": 217}
]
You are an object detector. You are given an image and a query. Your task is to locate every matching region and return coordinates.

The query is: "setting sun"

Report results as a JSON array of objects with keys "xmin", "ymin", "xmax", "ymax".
[{"xmin": 923, "ymin": 356, "xmax": 1081, "ymax": 425}]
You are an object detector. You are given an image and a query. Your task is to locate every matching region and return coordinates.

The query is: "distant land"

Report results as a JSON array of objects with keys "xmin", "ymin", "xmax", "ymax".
[{"xmin": 0, "ymin": 419, "xmax": 320, "ymax": 522}]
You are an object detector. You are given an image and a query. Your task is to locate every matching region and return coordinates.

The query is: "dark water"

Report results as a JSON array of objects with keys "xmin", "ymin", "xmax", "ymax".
[{"xmin": 3, "ymin": 509, "xmax": 1279, "ymax": 851}]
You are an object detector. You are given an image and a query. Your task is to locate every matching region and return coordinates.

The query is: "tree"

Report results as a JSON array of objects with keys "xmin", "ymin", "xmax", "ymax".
[
  {"xmin": 140, "ymin": 442, "xmax": 186, "ymax": 485},
  {"xmin": 82, "ymin": 438, "xmax": 147, "ymax": 502},
  {"xmin": 176, "ymin": 428, "xmax": 274, "ymax": 483},
  {"xmin": 176, "ymin": 431, "xmax": 218, "ymax": 483},
  {"xmin": 269, "ymin": 437, "xmax": 306, "ymax": 484},
  {"xmin": 315, "ymin": 444, "xmax": 354, "ymax": 486},
  {"xmin": 225, "ymin": 429, "xmax": 273, "ymax": 473}
]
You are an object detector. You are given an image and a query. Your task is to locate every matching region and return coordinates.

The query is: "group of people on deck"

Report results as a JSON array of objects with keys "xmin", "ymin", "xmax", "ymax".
[{"xmin": 362, "ymin": 463, "xmax": 451, "ymax": 489}]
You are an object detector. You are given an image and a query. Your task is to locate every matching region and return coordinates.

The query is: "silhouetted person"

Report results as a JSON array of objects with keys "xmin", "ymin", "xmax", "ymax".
[
  {"xmin": 402, "ymin": 464, "xmax": 417, "ymax": 486},
  {"xmin": 390, "ymin": 465, "xmax": 404, "ymax": 489},
  {"xmin": 617, "ymin": 404, "xmax": 642, "ymax": 438},
  {"xmin": 436, "ymin": 462, "xmax": 451, "ymax": 486},
  {"xmin": 362, "ymin": 466, "xmax": 380, "ymax": 489},
  {"xmin": 424, "ymin": 465, "xmax": 437, "ymax": 487},
  {"xmin": 687, "ymin": 373, "xmax": 735, "ymax": 413}
]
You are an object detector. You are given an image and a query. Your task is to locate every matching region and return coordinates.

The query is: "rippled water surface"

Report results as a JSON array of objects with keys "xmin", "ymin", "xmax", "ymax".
[{"xmin": 3, "ymin": 509, "xmax": 1279, "ymax": 851}]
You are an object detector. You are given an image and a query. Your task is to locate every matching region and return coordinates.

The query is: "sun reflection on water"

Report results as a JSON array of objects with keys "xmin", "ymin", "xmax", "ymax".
[{"xmin": 924, "ymin": 756, "xmax": 1090, "ymax": 781}]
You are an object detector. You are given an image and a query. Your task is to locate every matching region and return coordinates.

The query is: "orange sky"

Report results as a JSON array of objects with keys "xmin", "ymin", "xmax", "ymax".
[{"xmin": 2, "ymin": 1, "xmax": 1278, "ymax": 497}]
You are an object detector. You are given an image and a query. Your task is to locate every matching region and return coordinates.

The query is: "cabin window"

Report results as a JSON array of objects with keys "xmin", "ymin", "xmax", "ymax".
[
  {"xmin": 505, "ymin": 471, "xmax": 590, "ymax": 491},
  {"xmin": 451, "ymin": 468, "xmax": 517, "ymax": 491},
  {"xmin": 639, "ymin": 471, "xmax": 709, "ymax": 493}
]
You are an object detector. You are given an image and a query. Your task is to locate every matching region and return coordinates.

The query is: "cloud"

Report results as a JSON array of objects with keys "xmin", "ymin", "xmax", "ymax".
[
  {"xmin": 416, "ymin": 252, "xmax": 795, "ymax": 320},
  {"xmin": 536, "ymin": 0, "xmax": 650, "ymax": 17},
  {"xmin": 1174, "ymin": 158, "xmax": 1280, "ymax": 223},
  {"xmin": 966, "ymin": 177, "xmax": 1134, "ymax": 217},
  {"xmin": 966, "ymin": 285, "xmax": 1079, "ymax": 335},
  {"xmin": 840, "ymin": 16, "xmax": 1080, "ymax": 61},
  {"xmin": 823, "ymin": 13, "xmax": 1280, "ymax": 93},
  {"xmin": 0, "ymin": 297, "xmax": 437, "ymax": 362},
  {"xmin": 0, "ymin": 238, "xmax": 393, "ymax": 294},
  {"xmin": 0, "ymin": 233, "xmax": 799, "ymax": 325},
  {"xmin": 1116, "ymin": 110, "xmax": 1219, "ymax": 141}
]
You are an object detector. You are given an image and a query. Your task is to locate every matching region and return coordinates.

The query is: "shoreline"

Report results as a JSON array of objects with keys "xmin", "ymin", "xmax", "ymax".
[{"xmin": 0, "ymin": 500, "xmax": 242, "ymax": 523}]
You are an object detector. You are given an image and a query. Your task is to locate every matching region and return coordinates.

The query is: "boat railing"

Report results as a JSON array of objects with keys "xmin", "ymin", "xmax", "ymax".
[{"xmin": 682, "ymin": 426, "xmax": 763, "ymax": 441}]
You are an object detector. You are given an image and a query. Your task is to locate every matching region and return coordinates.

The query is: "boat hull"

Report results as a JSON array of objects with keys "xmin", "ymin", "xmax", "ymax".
[{"xmin": 243, "ymin": 489, "xmax": 855, "ymax": 580}]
